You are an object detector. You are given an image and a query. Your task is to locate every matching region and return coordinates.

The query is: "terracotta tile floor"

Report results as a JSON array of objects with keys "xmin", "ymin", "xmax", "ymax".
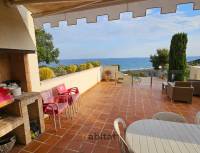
[{"xmin": 11, "ymin": 79, "xmax": 200, "ymax": 153}]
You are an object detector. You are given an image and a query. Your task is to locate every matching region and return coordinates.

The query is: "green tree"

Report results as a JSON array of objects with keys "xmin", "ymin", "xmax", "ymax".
[
  {"xmin": 168, "ymin": 33, "xmax": 188, "ymax": 81},
  {"xmin": 150, "ymin": 48, "xmax": 169, "ymax": 70},
  {"xmin": 157, "ymin": 49, "xmax": 169, "ymax": 68},
  {"xmin": 150, "ymin": 54, "xmax": 159, "ymax": 70},
  {"xmin": 35, "ymin": 29, "xmax": 59, "ymax": 64}
]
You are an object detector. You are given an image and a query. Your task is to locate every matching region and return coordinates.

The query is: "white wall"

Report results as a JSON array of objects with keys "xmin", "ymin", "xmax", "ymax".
[
  {"xmin": 0, "ymin": 2, "xmax": 36, "ymax": 51},
  {"xmin": 0, "ymin": 3, "xmax": 41, "ymax": 92},
  {"xmin": 17, "ymin": 5, "xmax": 36, "ymax": 46},
  {"xmin": 17, "ymin": 6, "xmax": 41, "ymax": 92},
  {"xmin": 190, "ymin": 66, "xmax": 200, "ymax": 80},
  {"xmin": 40, "ymin": 67, "xmax": 102, "ymax": 94}
]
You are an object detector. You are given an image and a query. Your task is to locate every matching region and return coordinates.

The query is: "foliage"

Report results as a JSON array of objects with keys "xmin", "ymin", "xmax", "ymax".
[
  {"xmin": 127, "ymin": 71, "xmax": 145, "ymax": 77},
  {"xmin": 127, "ymin": 71, "xmax": 135, "ymax": 76},
  {"xmin": 89, "ymin": 61, "xmax": 101, "ymax": 67},
  {"xmin": 39, "ymin": 61, "xmax": 101, "ymax": 79},
  {"xmin": 150, "ymin": 48, "xmax": 169, "ymax": 70},
  {"xmin": 35, "ymin": 29, "xmax": 59, "ymax": 64},
  {"xmin": 86, "ymin": 63, "xmax": 94, "ymax": 69},
  {"xmin": 163, "ymin": 65, "xmax": 169, "ymax": 70},
  {"xmin": 139, "ymin": 72, "xmax": 145, "ymax": 77},
  {"xmin": 39, "ymin": 65, "xmax": 48, "ymax": 68},
  {"xmin": 77, "ymin": 64, "xmax": 87, "ymax": 71},
  {"xmin": 52, "ymin": 65, "xmax": 66, "ymax": 76},
  {"xmin": 39, "ymin": 67, "xmax": 55, "ymax": 81},
  {"xmin": 188, "ymin": 59, "xmax": 200, "ymax": 66},
  {"xmin": 150, "ymin": 54, "xmax": 160, "ymax": 70},
  {"xmin": 65, "ymin": 65, "xmax": 78, "ymax": 73},
  {"xmin": 157, "ymin": 49, "xmax": 169, "ymax": 68},
  {"xmin": 168, "ymin": 33, "xmax": 188, "ymax": 81},
  {"xmin": 185, "ymin": 64, "xmax": 190, "ymax": 80}
]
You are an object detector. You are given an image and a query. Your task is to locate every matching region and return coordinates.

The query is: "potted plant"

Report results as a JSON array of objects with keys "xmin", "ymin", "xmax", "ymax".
[{"xmin": 104, "ymin": 70, "xmax": 112, "ymax": 81}]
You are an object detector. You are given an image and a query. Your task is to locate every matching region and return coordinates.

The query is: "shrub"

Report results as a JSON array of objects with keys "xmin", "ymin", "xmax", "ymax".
[
  {"xmin": 39, "ymin": 65, "xmax": 48, "ymax": 68},
  {"xmin": 52, "ymin": 65, "xmax": 66, "ymax": 76},
  {"xmin": 126, "ymin": 71, "xmax": 133, "ymax": 76},
  {"xmin": 150, "ymin": 54, "xmax": 159, "ymax": 70},
  {"xmin": 127, "ymin": 71, "xmax": 146, "ymax": 77},
  {"xmin": 77, "ymin": 64, "xmax": 87, "ymax": 71},
  {"xmin": 86, "ymin": 63, "xmax": 94, "ymax": 69},
  {"xmin": 150, "ymin": 48, "xmax": 169, "ymax": 70},
  {"xmin": 132, "ymin": 72, "xmax": 140, "ymax": 77},
  {"xmin": 39, "ymin": 67, "xmax": 55, "ymax": 81},
  {"xmin": 90, "ymin": 61, "xmax": 101, "ymax": 67},
  {"xmin": 65, "ymin": 65, "xmax": 78, "ymax": 73},
  {"xmin": 139, "ymin": 72, "xmax": 145, "ymax": 77},
  {"xmin": 168, "ymin": 33, "xmax": 188, "ymax": 81}
]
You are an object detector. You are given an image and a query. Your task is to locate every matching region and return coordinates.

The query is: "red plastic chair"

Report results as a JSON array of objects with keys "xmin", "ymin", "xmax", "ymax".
[
  {"xmin": 40, "ymin": 89, "xmax": 69, "ymax": 130},
  {"xmin": 56, "ymin": 84, "xmax": 80, "ymax": 117}
]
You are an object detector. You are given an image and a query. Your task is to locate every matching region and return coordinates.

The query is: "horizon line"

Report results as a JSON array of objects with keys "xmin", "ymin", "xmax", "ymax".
[{"xmin": 59, "ymin": 55, "xmax": 200, "ymax": 60}]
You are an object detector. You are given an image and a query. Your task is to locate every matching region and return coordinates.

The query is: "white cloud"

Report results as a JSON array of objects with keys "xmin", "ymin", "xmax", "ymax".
[{"xmin": 45, "ymin": 9, "xmax": 200, "ymax": 59}]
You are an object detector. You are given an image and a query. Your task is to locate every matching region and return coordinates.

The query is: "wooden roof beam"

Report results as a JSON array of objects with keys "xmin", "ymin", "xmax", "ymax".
[
  {"xmin": 32, "ymin": 0, "xmax": 105, "ymax": 17},
  {"xmin": 9, "ymin": 0, "xmax": 95, "ymax": 5}
]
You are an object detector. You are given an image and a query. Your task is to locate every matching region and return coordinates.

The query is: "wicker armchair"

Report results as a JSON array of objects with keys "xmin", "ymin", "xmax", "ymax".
[
  {"xmin": 152, "ymin": 112, "xmax": 186, "ymax": 123},
  {"xmin": 167, "ymin": 81, "xmax": 194, "ymax": 103},
  {"xmin": 189, "ymin": 80, "xmax": 200, "ymax": 96}
]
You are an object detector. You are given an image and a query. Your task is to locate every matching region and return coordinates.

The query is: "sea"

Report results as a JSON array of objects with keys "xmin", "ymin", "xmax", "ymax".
[{"xmin": 50, "ymin": 56, "xmax": 200, "ymax": 71}]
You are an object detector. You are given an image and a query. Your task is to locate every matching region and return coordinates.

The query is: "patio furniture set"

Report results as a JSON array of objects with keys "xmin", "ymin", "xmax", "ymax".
[
  {"xmin": 162, "ymin": 80, "xmax": 200, "ymax": 103},
  {"xmin": 0, "ymin": 83, "xmax": 80, "ymax": 150},
  {"xmin": 110, "ymin": 80, "xmax": 200, "ymax": 153},
  {"xmin": 40, "ymin": 84, "xmax": 80, "ymax": 130},
  {"xmin": 114, "ymin": 111, "xmax": 200, "ymax": 153}
]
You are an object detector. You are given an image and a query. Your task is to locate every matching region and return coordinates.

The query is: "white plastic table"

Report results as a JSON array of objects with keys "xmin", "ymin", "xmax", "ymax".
[{"xmin": 126, "ymin": 119, "xmax": 200, "ymax": 153}]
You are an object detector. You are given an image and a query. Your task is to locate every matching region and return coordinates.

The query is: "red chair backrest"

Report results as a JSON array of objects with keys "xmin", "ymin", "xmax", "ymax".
[
  {"xmin": 56, "ymin": 84, "xmax": 67, "ymax": 95},
  {"xmin": 40, "ymin": 90, "xmax": 54, "ymax": 104}
]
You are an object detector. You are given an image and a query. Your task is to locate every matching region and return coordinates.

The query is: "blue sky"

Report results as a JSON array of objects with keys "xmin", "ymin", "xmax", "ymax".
[{"xmin": 44, "ymin": 3, "xmax": 200, "ymax": 59}]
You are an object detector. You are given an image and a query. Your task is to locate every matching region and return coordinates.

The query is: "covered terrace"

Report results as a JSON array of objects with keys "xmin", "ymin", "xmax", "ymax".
[
  {"xmin": 11, "ymin": 80, "xmax": 200, "ymax": 153},
  {"xmin": 0, "ymin": 0, "xmax": 200, "ymax": 153}
]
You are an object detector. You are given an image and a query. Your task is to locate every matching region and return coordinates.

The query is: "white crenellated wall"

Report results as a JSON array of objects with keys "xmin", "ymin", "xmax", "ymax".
[
  {"xmin": 190, "ymin": 66, "xmax": 200, "ymax": 80},
  {"xmin": 34, "ymin": 0, "xmax": 200, "ymax": 27},
  {"xmin": 40, "ymin": 67, "xmax": 102, "ymax": 94}
]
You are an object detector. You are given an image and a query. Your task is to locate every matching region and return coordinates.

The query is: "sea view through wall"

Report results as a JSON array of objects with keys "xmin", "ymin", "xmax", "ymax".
[{"xmin": 49, "ymin": 56, "xmax": 200, "ymax": 71}]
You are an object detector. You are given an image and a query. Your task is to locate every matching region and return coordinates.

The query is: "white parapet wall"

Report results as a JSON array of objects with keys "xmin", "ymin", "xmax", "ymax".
[
  {"xmin": 190, "ymin": 66, "xmax": 200, "ymax": 80},
  {"xmin": 40, "ymin": 67, "xmax": 102, "ymax": 94}
]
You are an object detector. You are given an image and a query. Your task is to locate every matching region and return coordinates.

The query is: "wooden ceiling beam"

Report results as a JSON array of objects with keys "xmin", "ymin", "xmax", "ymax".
[
  {"xmin": 32, "ymin": 0, "xmax": 105, "ymax": 17},
  {"xmin": 10, "ymin": 0, "xmax": 95, "ymax": 5},
  {"xmin": 31, "ymin": 0, "xmax": 129, "ymax": 17}
]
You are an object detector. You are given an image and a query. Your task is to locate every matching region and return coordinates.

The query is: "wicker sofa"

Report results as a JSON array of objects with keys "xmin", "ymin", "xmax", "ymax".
[
  {"xmin": 167, "ymin": 81, "xmax": 194, "ymax": 103},
  {"xmin": 188, "ymin": 80, "xmax": 200, "ymax": 96}
]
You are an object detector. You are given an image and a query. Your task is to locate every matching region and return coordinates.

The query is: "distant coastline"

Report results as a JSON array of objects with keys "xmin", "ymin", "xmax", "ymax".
[{"xmin": 48, "ymin": 56, "xmax": 200, "ymax": 71}]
